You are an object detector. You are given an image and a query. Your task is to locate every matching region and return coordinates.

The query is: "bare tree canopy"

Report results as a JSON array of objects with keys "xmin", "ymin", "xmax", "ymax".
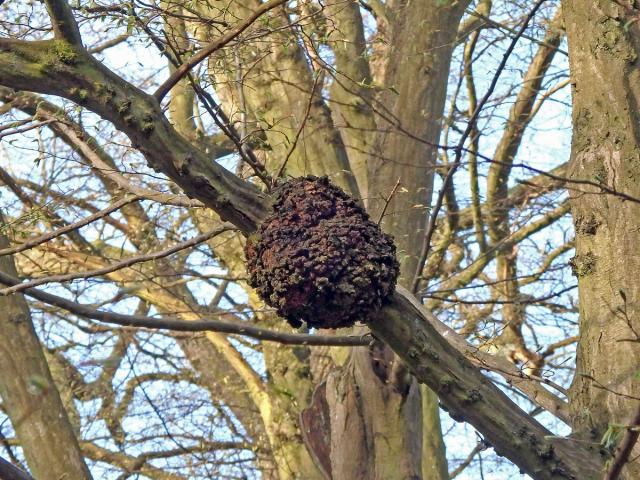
[{"xmin": 0, "ymin": 0, "xmax": 639, "ymax": 479}]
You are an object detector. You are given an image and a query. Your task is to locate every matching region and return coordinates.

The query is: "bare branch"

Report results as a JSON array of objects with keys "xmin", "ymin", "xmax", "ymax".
[
  {"xmin": 0, "ymin": 225, "xmax": 236, "ymax": 295},
  {"xmin": 44, "ymin": 0, "xmax": 83, "ymax": 45},
  {"xmin": 0, "ymin": 196, "xmax": 140, "ymax": 258},
  {"xmin": 410, "ymin": 0, "xmax": 548, "ymax": 293},
  {"xmin": 604, "ymin": 406, "xmax": 640, "ymax": 480},
  {"xmin": 0, "ymin": 39, "xmax": 270, "ymax": 232},
  {"xmin": 369, "ymin": 288, "xmax": 601, "ymax": 479},
  {"xmin": 0, "ymin": 457, "xmax": 33, "ymax": 480},
  {"xmin": 0, "ymin": 268, "xmax": 371, "ymax": 347},
  {"xmin": 154, "ymin": 0, "xmax": 287, "ymax": 101}
]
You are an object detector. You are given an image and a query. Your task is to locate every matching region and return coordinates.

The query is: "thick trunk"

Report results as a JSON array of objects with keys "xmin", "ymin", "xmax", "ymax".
[
  {"xmin": 563, "ymin": 2, "xmax": 640, "ymax": 478},
  {"xmin": 328, "ymin": 4, "xmax": 471, "ymax": 479},
  {"xmin": 421, "ymin": 385, "xmax": 449, "ymax": 480},
  {"xmin": 198, "ymin": 0, "xmax": 359, "ymax": 195},
  {"xmin": 322, "ymin": 343, "xmax": 423, "ymax": 479},
  {"xmin": 0, "ymin": 233, "xmax": 92, "ymax": 480},
  {"xmin": 368, "ymin": 1, "xmax": 468, "ymax": 283},
  {"xmin": 196, "ymin": 1, "xmax": 461, "ymax": 476}
]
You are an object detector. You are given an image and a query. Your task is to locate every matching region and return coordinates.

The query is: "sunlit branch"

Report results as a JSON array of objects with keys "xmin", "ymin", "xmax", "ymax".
[
  {"xmin": 44, "ymin": 0, "xmax": 83, "ymax": 45},
  {"xmin": 154, "ymin": 0, "xmax": 287, "ymax": 101},
  {"xmin": 0, "ymin": 195, "xmax": 140, "ymax": 258},
  {"xmin": 410, "ymin": 0, "xmax": 548, "ymax": 293}
]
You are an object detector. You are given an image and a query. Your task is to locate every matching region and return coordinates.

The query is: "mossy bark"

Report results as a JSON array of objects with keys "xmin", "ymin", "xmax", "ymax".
[{"xmin": 369, "ymin": 289, "xmax": 603, "ymax": 480}]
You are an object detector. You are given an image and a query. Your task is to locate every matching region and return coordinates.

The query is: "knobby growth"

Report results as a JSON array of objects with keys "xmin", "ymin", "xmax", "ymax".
[{"xmin": 245, "ymin": 176, "xmax": 399, "ymax": 328}]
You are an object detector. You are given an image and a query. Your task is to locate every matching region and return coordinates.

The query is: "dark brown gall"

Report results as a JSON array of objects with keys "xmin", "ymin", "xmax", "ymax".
[{"xmin": 245, "ymin": 176, "xmax": 399, "ymax": 328}]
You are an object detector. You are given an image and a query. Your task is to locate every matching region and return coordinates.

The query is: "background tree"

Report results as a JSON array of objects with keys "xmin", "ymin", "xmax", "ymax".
[{"xmin": 0, "ymin": 0, "xmax": 637, "ymax": 479}]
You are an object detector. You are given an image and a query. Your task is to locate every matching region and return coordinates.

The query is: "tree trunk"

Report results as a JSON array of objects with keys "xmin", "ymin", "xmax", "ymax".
[
  {"xmin": 563, "ymin": 1, "xmax": 640, "ymax": 478},
  {"xmin": 0, "ymin": 231, "xmax": 92, "ymax": 480},
  {"xmin": 327, "ymin": 3, "xmax": 471, "ymax": 479}
]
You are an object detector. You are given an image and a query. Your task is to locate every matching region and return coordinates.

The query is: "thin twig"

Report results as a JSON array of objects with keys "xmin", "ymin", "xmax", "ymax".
[
  {"xmin": 0, "ymin": 195, "xmax": 140, "ymax": 257},
  {"xmin": 0, "ymin": 270, "xmax": 371, "ymax": 347},
  {"xmin": 154, "ymin": 0, "xmax": 287, "ymax": 101},
  {"xmin": 273, "ymin": 73, "xmax": 321, "ymax": 183},
  {"xmin": 376, "ymin": 177, "xmax": 401, "ymax": 224},
  {"xmin": 135, "ymin": 11, "xmax": 271, "ymax": 187},
  {"xmin": 0, "ymin": 120, "xmax": 58, "ymax": 140},
  {"xmin": 450, "ymin": 442, "xmax": 488, "ymax": 478},
  {"xmin": 0, "ymin": 225, "xmax": 235, "ymax": 295},
  {"xmin": 410, "ymin": 0, "xmax": 548, "ymax": 293},
  {"xmin": 604, "ymin": 405, "xmax": 640, "ymax": 480}
]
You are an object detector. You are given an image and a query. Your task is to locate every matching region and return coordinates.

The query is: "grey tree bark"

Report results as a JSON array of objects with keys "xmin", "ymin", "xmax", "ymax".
[
  {"xmin": 0, "ymin": 231, "xmax": 92, "ymax": 480},
  {"xmin": 563, "ymin": 1, "xmax": 640, "ymax": 478}
]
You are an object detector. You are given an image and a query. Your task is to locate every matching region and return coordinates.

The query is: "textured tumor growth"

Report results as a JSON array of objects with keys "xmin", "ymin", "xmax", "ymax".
[{"xmin": 245, "ymin": 176, "xmax": 399, "ymax": 329}]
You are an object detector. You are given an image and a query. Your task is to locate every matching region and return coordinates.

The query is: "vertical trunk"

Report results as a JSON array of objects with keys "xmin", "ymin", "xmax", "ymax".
[
  {"xmin": 322, "ymin": 3, "xmax": 470, "ymax": 480},
  {"xmin": 199, "ymin": 0, "xmax": 359, "ymax": 195},
  {"xmin": 368, "ymin": 0, "xmax": 469, "ymax": 283},
  {"xmin": 184, "ymin": 2, "xmax": 468, "ymax": 478},
  {"xmin": 563, "ymin": 2, "xmax": 640, "ymax": 478},
  {"xmin": 0, "ymin": 232, "xmax": 92, "ymax": 480},
  {"xmin": 421, "ymin": 385, "xmax": 449, "ymax": 480},
  {"xmin": 326, "ymin": 0, "xmax": 377, "ymax": 199},
  {"xmin": 163, "ymin": 6, "xmax": 326, "ymax": 473},
  {"xmin": 323, "ymin": 340, "xmax": 424, "ymax": 479}
]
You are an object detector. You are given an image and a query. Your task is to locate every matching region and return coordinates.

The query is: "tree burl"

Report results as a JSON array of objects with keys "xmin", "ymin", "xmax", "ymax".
[{"xmin": 245, "ymin": 176, "xmax": 399, "ymax": 328}]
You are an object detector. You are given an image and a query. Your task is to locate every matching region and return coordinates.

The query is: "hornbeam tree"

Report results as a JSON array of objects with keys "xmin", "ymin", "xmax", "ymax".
[{"xmin": 0, "ymin": 0, "xmax": 638, "ymax": 479}]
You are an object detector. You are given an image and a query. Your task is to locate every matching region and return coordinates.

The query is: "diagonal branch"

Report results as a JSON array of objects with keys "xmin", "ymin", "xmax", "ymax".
[
  {"xmin": 604, "ymin": 405, "xmax": 640, "ymax": 480},
  {"xmin": 154, "ymin": 0, "xmax": 287, "ymax": 101},
  {"xmin": 0, "ymin": 231, "xmax": 92, "ymax": 479},
  {"xmin": 0, "ymin": 225, "xmax": 235, "ymax": 295},
  {"xmin": 370, "ymin": 289, "xmax": 603, "ymax": 479},
  {"xmin": 0, "ymin": 38, "xmax": 270, "ymax": 232},
  {"xmin": 0, "ymin": 20, "xmax": 603, "ymax": 478},
  {"xmin": 0, "ymin": 457, "xmax": 33, "ymax": 480},
  {"xmin": 0, "ymin": 195, "xmax": 140, "ymax": 258}
]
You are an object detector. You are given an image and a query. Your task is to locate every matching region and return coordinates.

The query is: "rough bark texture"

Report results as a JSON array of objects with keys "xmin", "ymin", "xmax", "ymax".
[
  {"xmin": 200, "ymin": 1, "xmax": 359, "ymax": 195},
  {"xmin": 340, "ymin": 3, "xmax": 472, "ymax": 478},
  {"xmin": 368, "ymin": 1, "xmax": 468, "ymax": 282},
  {"xmin": 323, "ymin": 344, "xmax": 424, "ymax": 479},
  {"xmin": 563, "ymin": 2, "xmax": 640, "ymax": 478},
  {"xmin": 0, "ymin": 39, "xmax": 270, "ymax": 232},
  {"xmin": 246, "ymin": 176, "xmax": 398, "ymax": 329},
  {"xmin": 370, "ymin": 289, "xmax": 604, "ymax": 480},
  {"xmin": 0, "ymin": 233, "xmax": 92, "ymax": 480}
]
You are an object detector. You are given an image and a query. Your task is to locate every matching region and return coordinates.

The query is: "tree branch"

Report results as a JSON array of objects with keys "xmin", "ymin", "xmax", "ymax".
[
  {"xmin": 0, "ymin": 268, "xmax": 370, "ymax": 347},
  {"xmin": 154, "ymin": 0, "xmax": 287, "ymax": 101},
  {"xmin": 604, "ymin": 406, "xmax": 640, "ymax": 480},
  {"xmin": 369, "ymin": 288, "xmax": 602, "ymax": 479},
  {"xmin": 0, "ymin": 231, "xmax": 92, "ymax": 479},
  {"xmin": 44, "ymin": 0, "xmax": 83, "ymax": 45},
  {"xmin": 0, "ymin": 38, "xmax": 270, "ymax": 232},
  {"xmin": 0, "ymin": 195, "xmax": 140, "ymax": 258},
  {"xmin": 0, "ymin": 17, "xmax": 604, "ymax": 477},
  {"xmin": 0, "ymin": 457, "xmax": 33, "ymax": 480},
  {"xmin": 0, "ymin": 225, "xmax": 236, "ymax": 295}
]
